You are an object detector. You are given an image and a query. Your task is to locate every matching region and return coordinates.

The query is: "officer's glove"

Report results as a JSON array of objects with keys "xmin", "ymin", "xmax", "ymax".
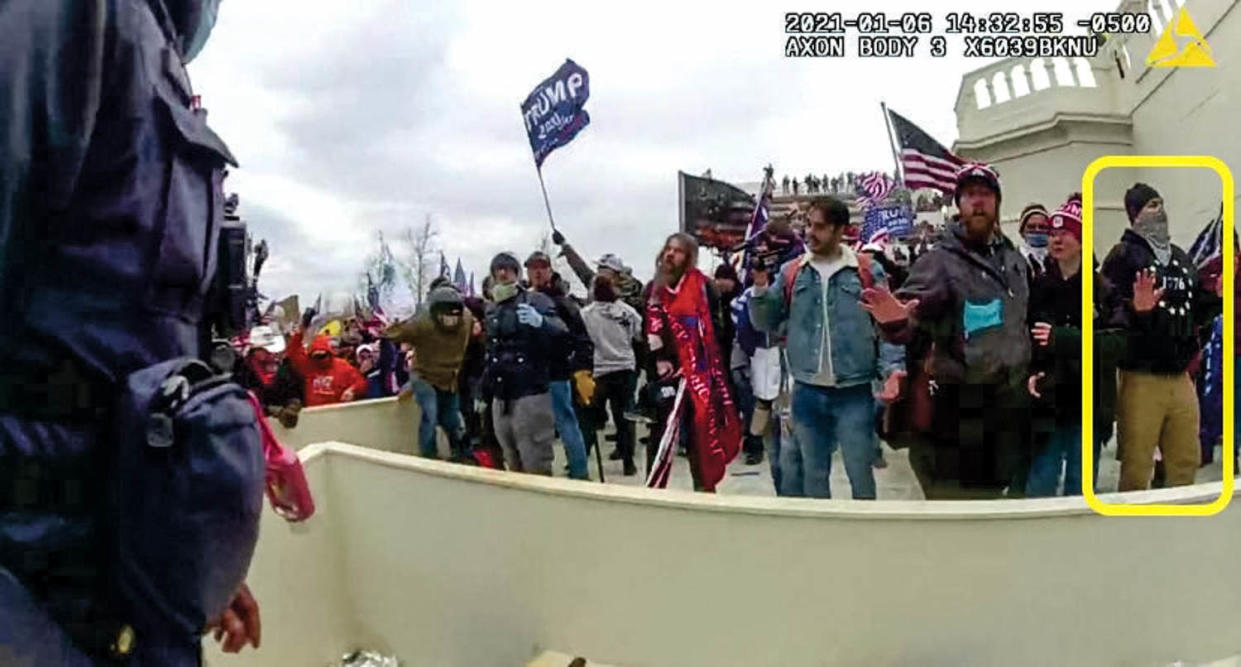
[
  {"xmin": 552, "ymin": 230, "xmax": 566, "ymax": 245},
  {"xmin": 515, "ymin": 304, "xmax": 544, "ymax": 329},
  {"xmin": 573, "ymin": 370, "xmax": 596, "ymax": 406}
]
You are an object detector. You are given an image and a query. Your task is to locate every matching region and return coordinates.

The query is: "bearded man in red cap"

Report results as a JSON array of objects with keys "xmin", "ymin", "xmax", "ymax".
[{"xmin": 862, "ymin": 163, "xmax": 1033, "ymax": 499}]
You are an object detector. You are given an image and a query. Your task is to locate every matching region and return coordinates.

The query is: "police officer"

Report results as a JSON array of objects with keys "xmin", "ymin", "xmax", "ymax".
[{"xmin": 1, "ymin": 1, "xmax": 261, "ymax": 663}]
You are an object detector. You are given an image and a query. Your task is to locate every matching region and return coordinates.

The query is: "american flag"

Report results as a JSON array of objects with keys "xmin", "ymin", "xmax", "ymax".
[
  {"xmin": 1188, "ymin": 203, "xmax": 1226, "ymax": 269},
  {"xmin": 738, "ymin": 172, "xmax": 774, "ymax": 283},
  {"xmin": 887, "ymin": 108, "xmax": 965, "ymax": 195},
  {"xmin": 855, "ymin": 171, "xmax": 896, "ymax": 211},
  {"xmin": 860, "ymin": 206, "xmax": 891, "ymax": 250}
]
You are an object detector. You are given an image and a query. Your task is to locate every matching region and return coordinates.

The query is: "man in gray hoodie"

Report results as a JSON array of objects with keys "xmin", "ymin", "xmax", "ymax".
[{"xmin": 581, "ymin": 274, "xmax": 644, "ymax": 475}]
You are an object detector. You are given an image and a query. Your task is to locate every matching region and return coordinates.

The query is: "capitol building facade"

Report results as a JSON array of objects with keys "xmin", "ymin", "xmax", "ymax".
[{"xmin": 953, "ymin": 0, "xmax": 1238, "ymax": 250}]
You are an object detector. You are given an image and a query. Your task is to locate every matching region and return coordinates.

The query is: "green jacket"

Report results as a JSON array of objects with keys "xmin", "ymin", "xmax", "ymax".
[{"xmin": 385, "ymin": 310, "xmax": 474, "ymax": 392}]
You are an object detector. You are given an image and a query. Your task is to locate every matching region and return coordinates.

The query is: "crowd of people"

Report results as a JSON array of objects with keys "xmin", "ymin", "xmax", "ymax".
[
  {"xmin": 779, "ymin": 171, "xmax": 900, "ymax": 197},
  {"xmin": 228, "ymin": 161, "xmax": 1233, "ymax": 502}
]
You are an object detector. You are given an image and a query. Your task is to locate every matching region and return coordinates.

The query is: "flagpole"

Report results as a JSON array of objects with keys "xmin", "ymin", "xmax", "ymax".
[
  {"xmin": 535, "ymin": 164, "xmax": 559, "ymax": 233},
  {"xmin": 880, "ymin": 101, "xmax": 904, "ymax": 185}
]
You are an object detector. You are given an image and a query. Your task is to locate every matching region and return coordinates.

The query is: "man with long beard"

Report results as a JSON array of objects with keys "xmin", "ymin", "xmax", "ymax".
[{"xmin": 646, "ymin": 233, "xmax": 742, "ymax": 492}]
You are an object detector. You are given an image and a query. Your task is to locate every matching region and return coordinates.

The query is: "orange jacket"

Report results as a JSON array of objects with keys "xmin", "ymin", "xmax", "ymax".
[{"xmin": 287, "ymin": 331, "xmax": 369, "ymax": 407}]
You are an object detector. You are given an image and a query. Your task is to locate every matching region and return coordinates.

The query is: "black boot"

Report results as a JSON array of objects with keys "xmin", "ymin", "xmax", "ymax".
[{"xmin": 623, "ymin": 460, "xmax": 638, "ymax": 476}]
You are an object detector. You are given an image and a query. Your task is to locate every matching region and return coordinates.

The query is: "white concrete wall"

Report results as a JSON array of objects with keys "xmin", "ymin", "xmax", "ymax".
[
  {"xmin": 203, "ymin": 448, "xmax": 356, "ymax": 667},
  {"xmin": 217, "ymin": 444, "xmax": 1241, "ymax": 667},
  {"xmin": 272, "ymin": 397, "xmax": 420, "ymax": 454},
  {"xmin": 1126, "ymin": 0, "xmax": 1241, "ymax": 246}
]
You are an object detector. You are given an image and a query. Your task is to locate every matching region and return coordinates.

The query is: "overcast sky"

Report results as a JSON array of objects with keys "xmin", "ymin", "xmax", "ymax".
[{"xmin": 189, "ymin": 0, "xmax": 1126, "ymax": 305}]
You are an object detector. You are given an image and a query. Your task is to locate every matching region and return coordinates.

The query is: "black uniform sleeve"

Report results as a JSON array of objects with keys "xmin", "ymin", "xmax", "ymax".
[{"xmin": 0, "ymin": 0, "xmax": 110, "ymax": 289}]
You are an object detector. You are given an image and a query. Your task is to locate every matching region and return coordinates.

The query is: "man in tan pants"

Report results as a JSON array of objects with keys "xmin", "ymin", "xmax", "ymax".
[
  {"xmin": 1116, "ymin": 371, "xmax": 1200, "ymax": 489},
  {"xmin": 1101, "ymin": 184, "xmax": 1214, "ymax": 491}
]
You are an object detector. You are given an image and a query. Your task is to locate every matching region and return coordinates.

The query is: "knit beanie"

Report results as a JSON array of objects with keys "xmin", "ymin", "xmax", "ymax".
[
  {"xmin": 1124, "ymin": 183, "xmax": 1161, "ymax": 222},
  {"xmin": 1018, "ymin": 203, "xmax": 1049, "ymax": 233},
  {"xmin": 1050, "ymin": 193, "xmax": 1082, "ymax": 242}
]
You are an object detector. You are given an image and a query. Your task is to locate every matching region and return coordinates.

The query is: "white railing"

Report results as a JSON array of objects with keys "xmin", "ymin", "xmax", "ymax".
[
  {"xmin": 972, "ymin": 57, "xmax": 1100, "ymax": 110},
  {"xmin": 961, "ymin": 0, "xmax": 1194, "ymax": 112}
]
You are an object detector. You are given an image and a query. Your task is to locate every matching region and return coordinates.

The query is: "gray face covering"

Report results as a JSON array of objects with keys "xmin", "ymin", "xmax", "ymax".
[{"xmin": 1134, "ymin": 209, "xmax": 1171, "ymax": 264}]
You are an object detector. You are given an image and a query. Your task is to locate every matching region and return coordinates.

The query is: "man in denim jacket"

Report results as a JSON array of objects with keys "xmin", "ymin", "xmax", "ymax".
[{"xmin": 749, "ymin": 197, "xmax": 905, "ymax": 499}]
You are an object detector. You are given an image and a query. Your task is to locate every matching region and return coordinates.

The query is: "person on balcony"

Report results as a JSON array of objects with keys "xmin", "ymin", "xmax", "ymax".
[
  {"xmin": 386, "ymin": 285, "xmax": 476, "ymax": 463},
  {"xmin": 1101, "ymin": 183, "xmax": 1216, "ymax": 490},
  {"xmin": 481, "ymin": 253, "xmax": 569, "ymax": 476},
  {"xmin": 749, "ymin": 197, "xmax": 905, "ymax": 499},
  {"xmin": 861, "ymin": 163, "xmax": 1034, "ymax": 499}
]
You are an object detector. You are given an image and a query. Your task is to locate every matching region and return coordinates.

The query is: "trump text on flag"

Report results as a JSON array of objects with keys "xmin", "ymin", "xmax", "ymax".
[{"xmin": 521, "ymin": 59, "xmax": 591, "ymax": 167}]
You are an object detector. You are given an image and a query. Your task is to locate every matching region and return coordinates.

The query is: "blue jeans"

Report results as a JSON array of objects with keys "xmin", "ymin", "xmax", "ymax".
[
  {"xmin": 413, "ymin": 380, "xmax": 464, "ymax": 459},
  {"xmin": 1027, "ymin": 423, "xmax": 1109, "ymax": 496},
  {"xmin": 767, "ymin": 414, "xmax": 784, "ymax": 494},
  {"xmin": 550, "ymin": 380, "xmax": 590, "ymax": 480},
  {"xmin": 788, "ymin": 381, "xmax": 877, "ymax": 499}
]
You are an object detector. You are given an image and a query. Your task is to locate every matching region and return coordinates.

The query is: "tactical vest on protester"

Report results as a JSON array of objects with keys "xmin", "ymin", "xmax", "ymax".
[{"xmin": 0, "ymin": 2, "xmax": 262, "ymax": 662}]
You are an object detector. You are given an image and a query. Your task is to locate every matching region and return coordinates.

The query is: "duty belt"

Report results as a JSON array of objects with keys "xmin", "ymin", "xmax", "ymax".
[{"xmin": 0, "ymin": 360, "xmax": 108, "ymax": 423}]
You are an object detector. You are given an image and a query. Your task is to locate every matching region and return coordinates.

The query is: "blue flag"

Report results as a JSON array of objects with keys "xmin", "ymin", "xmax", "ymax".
[
  {"xmin": 521, "ymin": 59, "xmax": 591, "ymax": 167},
  {"xmin": 453, "ymin": 259, "xmax": 467, "ymax": 292},
  {"xmin": 862, "ymin": 205, "xmax": 914, "ymax": 243}
]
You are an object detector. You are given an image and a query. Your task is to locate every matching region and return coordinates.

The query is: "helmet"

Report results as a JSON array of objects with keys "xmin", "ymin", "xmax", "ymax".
[
  {"xmin": 489, "ymin": 252, "xmax": 521, "ymax": 276},
  {"xmin": 427, "ymin": 285, "xmax": 465, "ymax": 316}
]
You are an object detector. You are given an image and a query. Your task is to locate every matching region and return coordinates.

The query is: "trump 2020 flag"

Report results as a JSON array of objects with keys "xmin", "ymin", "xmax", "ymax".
[{"xmin": 521, "ymin": 59, "xmax": 591, "ymax": 167}]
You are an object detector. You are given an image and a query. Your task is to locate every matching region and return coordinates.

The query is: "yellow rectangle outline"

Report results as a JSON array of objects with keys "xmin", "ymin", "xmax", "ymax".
[{"xmin": 1082, "ymin": 155, "xmax": 1234, "ymax": 516}]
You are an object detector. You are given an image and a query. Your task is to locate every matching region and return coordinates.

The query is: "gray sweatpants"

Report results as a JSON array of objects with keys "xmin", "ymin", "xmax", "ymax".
[{"xmin": 492, "ymin": 393, "xmax": 556, "ymax": 476}]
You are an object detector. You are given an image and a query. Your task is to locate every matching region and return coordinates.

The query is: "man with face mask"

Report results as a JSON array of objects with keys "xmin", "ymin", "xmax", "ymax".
[
  {"xmin": 286, "ymin": 316, "xmax": 369, "ymax": 409},
  {"xmin": 1017, "ymin": 203, "xmax": 1051, "ymax": 281},
  {"xmin": 385, "ymin": 285, "xmax": 476, "ymax": 463},
  {"xmin": 482, "ymin": 253, "xmax": 569, "ymax": 475},
  {"xmin": 1101, "ymin": 183, "xmax": 1217, "ymax": 490},
  {"xmin": 0, "ymin": 0, "xmax": 268, "ymax": 662},
  {"xmin": 862, "ymin": 163, "xmax": 1033, "ymax": 499}
]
